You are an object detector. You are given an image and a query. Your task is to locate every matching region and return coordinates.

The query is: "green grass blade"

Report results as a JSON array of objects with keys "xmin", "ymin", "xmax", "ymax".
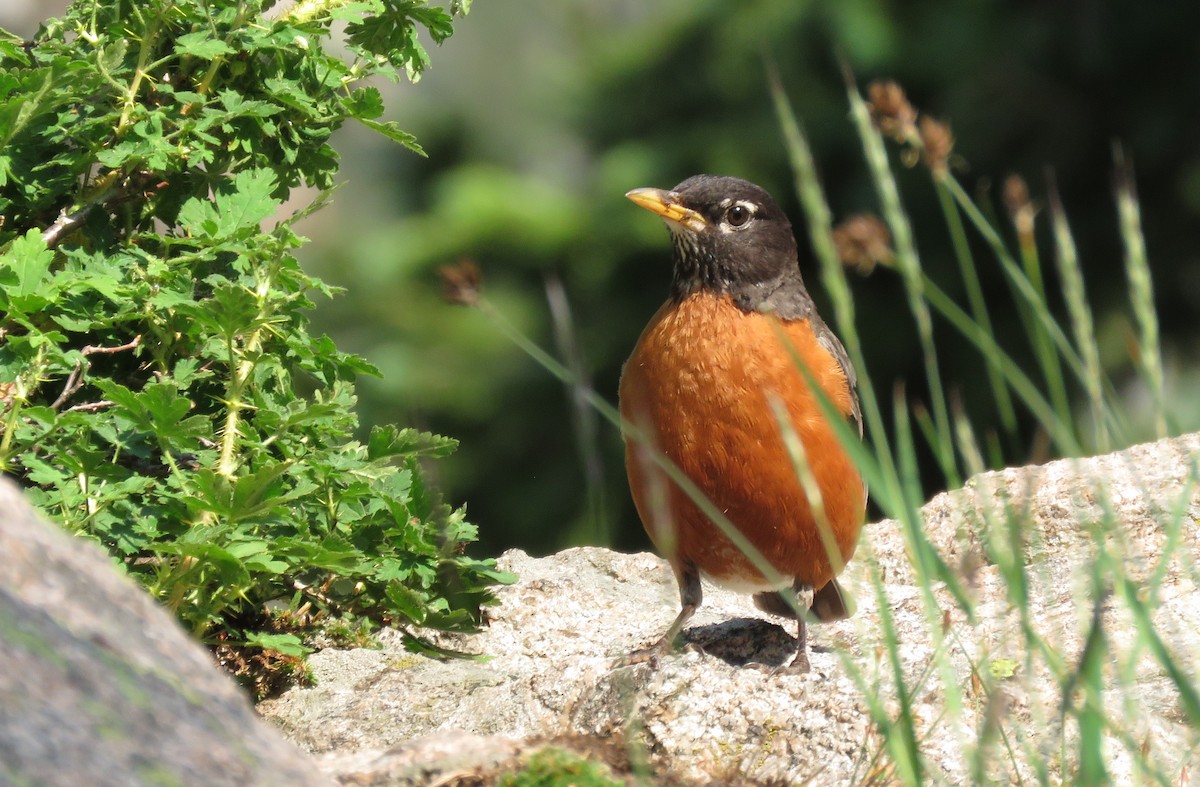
[
  {"xmin": 544, "ymin": 273, "xmax": 609, "ymax": 545},
  {"xmin": 921, "ymin": 275, "xmax": 1080, "ymax": 453},
  {"xmin": 844, "ymin": 74, "xmax": 959, "ymax": 487},
  {"xmin": 1005, "ymin": 181, "xmax": 1073, "ymax": 440},
  {"xmin": 933, "ymin": 181, "xmax": 1017, "ymax": 436},
  {"xmin": 945, "ymin": 172, "xmax": 1150, "ymax": 453},
  {"xmin": 767, "ymin": 64, "xmax": 899, "ymax": 485},
  {"xmin": 1045, "ymin": 181, "xmax": 1110, "ymax": 452},
  {"xmin": 1114, "ymin": 148, "xmax": 1168, "ymax": 439}
]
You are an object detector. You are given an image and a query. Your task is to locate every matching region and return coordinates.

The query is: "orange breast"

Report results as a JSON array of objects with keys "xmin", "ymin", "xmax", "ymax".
[{"xmin": 619, "ymin": 291, "xmax": 865, "ymax": 592}]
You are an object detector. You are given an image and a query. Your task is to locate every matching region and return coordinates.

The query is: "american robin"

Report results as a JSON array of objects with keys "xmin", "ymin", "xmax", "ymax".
[{"xmin": 619, "ymin": 174, "xmax": 866, "ymax": 672}]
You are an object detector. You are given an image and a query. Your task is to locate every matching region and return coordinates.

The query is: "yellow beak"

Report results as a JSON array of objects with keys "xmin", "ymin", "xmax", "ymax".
[{"xmin": 626, "ymin": 188, "xmax": 709, "ymax": 233}]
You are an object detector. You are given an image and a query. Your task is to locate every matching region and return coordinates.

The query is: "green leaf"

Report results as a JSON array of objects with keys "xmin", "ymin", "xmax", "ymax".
[
  {"xmin": 263, "ymin": 76, "xmax": 318, "ymax": 113},
  {"xmin": 408, "ymin": 5, "xmax": 455, "ymax": 42},
  {"xmin": 94, "ymin": 379, "xmax": 205, "ymax": 447},
  {"xmin": 386, "ymin": 581, "xmax": 428, "ymax": 625},
  {"xmin": 181, "ymin": 283, "xmax": 259, "ymax": 339},
  {"xmin": 277, "ymin": 535, "xmax": 366, "ymax": 573},
  {"xmin": 226, "ymin": 539, "xmax": 290, "ymax": 573},
  {"xmin": 345, "ymin": 3, "xmax": 453, "ymax": 79},
  {"xmin": 242, "ymin": 631, "xmax": 313, "ymax": 657},
  {"xmin": 64, "ymin": 256, "xmax": 126, "ymax": 301},
  {"xmin": 3, "ymin": 0, "xmax": 499, "ymax": 679},
  {"xmin": 345, "ymin": 87, "xmax": 384, "ymax": 119},
  {"xmin": 186, "ymin": 464, "xmax": 317, "ymax": 524},
  {"xmin": 215, "ymin": 168, "xmax": 280, "ymax": 231},
  {"xmin": 423, "ymin": 607, "xmax": 480, "ymax": 633},
  {"xmin": 456, "ymin": 559, "xmax": 518, "ymax": 586},
  {"xmin": 174, "ymin": 31, "xmax": 235, "ymax": 59},
  {"xmin": 189, "ymin": 470, "xmax": 235, "ymax": 518},
  {"xmin": 368, "ymin": 425, "xmax": 458, "ymax": 460},
  {"xmin": 176, "ymin": 194, "xmax": 221, "ymax": 238},
  {"xmin": 214, "ymin": 89, "xmax": 281, "ymax": 120},
  {"xmin": 177, "ymin": 169, "xmax": 280, "ymax": 239},
  {"xmin": 0, "ymin": 28, "xmax": 29, "ymax": 65},
  {"xmin": 401, "ymin": 632, "xmax": 488, "ymax": 660},
  {"xmin": 988, "ymin": 658, "xmax": 1018, "ymax": 679},
  {"xmin": 0, "ymin": 60, "xmax": 70, "ymax": 146},
  {"xmin": 229, "ymin": 463, "xmax": 299, "ymax": 518},
  {"xmin": 356, "ymin": 118, "xmax": 425, "ymax": 155},
  {"xmin": 0, "ymin": 228, "xmax": 56, "ymax": 311},
  {"xmin": 98, "ymin": 40, "xmax": 128, "ymax": 74},
  {"xmin": 157, "ymin": 540, "xmax": 251, "ymax": 587},
  {"xmin": 140, "ymin": 382, "xmax": 194, "ymax": 426},
  {"xmin": 173, "ymin": 358, "xmax": 200, "ymax": 386}
]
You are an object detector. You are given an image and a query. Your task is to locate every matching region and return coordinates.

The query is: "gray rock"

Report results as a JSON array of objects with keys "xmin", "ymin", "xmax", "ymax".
[
  {"xmin": 0, "ymin": 478, "xmax": 329, "ymax": 787},
  {"xmin": 260, "ymin": 433, "xmax": 1200, "ymax": 785}
]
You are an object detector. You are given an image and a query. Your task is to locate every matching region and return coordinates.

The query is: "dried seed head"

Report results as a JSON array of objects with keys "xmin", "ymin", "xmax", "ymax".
[
  {"xmin": 1003, "ymin": 174, "xmax": 1036, "ymax": 249},
  {"xmin": 1003, "ymin": 174, "xmax": 1030, "ymax": 216},
  {"xmin": 867, "ymin": 80, "xmax": 918, "ymax": 143},
  {"xmin": 438, "ymin": 259, "xmax": 483, "ymax": 307},
  {"xmin": 919, "ymin": 116, "xmax": 954, "ymax": 177},
  {"xmin": 832, "ymin": 213, "xmax": 893, "ymax": 274}
]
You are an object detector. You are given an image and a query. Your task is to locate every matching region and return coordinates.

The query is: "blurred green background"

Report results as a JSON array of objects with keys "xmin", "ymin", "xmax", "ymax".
[{"xmin": 7, "ymin": 1, "xmax": 1200, "ymax": 557}]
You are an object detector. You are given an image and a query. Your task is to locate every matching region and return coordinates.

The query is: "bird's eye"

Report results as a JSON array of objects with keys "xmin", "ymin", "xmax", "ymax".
[{"xmin": 725, "ymin": 203, "xmax": 754, "ymax": 228}]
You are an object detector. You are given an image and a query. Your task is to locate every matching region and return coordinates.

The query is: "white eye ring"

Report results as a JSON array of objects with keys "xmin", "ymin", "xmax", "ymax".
[{"xmin": 722, "ymin": 201, "xmax": 756, "ymax": 230}]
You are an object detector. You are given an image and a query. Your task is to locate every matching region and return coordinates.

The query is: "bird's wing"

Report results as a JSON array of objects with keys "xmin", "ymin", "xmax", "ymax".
[{"xmin": 811, "ymin": 313, "xmax": 863, "ymax": 439}]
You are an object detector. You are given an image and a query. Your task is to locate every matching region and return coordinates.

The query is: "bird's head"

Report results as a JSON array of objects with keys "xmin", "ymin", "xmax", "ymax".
[{"xmin": 626, "ymin": 174, "xmax": 809, "ymax": 315}]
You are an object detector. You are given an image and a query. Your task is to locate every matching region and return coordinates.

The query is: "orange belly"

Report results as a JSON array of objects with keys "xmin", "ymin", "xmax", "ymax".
[{"xmin": 619, "ymin": 291, "xmax": 864, "ymax": 592}]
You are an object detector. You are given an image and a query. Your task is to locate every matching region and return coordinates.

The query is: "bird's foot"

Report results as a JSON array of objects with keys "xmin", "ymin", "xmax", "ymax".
[
  {"xmin": 619, "ymin": 637, "xmax": 672, "ymax": 669},
  {"xmin": 619, "ymin": 636, "xmax": 705, "ymax": 668},
  {"xmin": 770, "ymin": 651, "xmax": 811, "ymax": 675},
  {"xmin": 745, "ymin": 650, "xmax": 811, "ymax": 676}
]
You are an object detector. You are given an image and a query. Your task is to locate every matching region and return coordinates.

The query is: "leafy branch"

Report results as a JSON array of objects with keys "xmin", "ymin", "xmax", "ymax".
[{"xmin": 0, "ymin": 0, "xmax": 511, "ymax": 690}]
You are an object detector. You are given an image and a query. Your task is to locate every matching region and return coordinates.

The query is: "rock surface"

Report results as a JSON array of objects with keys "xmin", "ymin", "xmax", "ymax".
[
  {"xmin": 260, "ymin": 433, "xmax": 1200, "ymax": 785},
  {"xmin": 0, "ymin": 478, "xmax": 329, "ymax": 787}
]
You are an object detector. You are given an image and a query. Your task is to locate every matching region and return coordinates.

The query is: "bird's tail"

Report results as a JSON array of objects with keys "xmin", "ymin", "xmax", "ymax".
[{"xmin": 753, "ymin": 578, "xmax": 854, "ymax": 622}]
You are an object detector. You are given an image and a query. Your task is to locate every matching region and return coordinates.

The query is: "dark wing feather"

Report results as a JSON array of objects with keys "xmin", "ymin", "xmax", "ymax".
[{"xmin": 811, "ymin": 313, "xmax": 863, "ymax": 439}]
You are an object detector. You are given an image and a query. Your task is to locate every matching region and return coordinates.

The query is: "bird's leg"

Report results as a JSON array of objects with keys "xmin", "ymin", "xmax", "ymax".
[
  {"xmin": 623, "ymin": 562, "xmax": 702, "ymax": 666},
  {"xmin": 783, "ymin": 582, "xmax": 815, "ymax": 673}
]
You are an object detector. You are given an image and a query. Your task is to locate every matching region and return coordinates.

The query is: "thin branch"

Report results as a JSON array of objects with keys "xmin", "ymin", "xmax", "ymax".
[
  {"xmin": 66, "ymin": 400, "xmax": 116, "ymax": 413},
  {"xmin": 292, "ymin": 578, "xmax": 336, "ymax": 609},
  {"xmin": 50, "ymin": 336, "xmax": 142, "ymax": 410},
  {"xmin": 83, "ymin": 335, "xmax": 142, "ymax": 357},
  {"xmin": 50, "ymin": 361, "xmax": 85, "ymax": 410},
  {"xmin": 42, "ymin": 170, "xmax": 124, "ymax": 249},
  {"xmin": 42, "ymin": 206, "xmax": 96, "ymax": 250}
]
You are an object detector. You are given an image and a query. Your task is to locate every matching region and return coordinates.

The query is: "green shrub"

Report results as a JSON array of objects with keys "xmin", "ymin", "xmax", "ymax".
[
  {"xmin": 498, "ymin": 747, "xmax": 624, "ymax": 787},
  {"xmin": 0, "ymin": 0, "xmax": 511, "ymax": 669}
]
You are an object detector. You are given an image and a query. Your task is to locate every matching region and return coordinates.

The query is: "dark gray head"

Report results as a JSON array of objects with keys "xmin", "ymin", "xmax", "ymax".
[{"xmin": 626, "ymin": 174, "xmax": 813, "ymax": 317}]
